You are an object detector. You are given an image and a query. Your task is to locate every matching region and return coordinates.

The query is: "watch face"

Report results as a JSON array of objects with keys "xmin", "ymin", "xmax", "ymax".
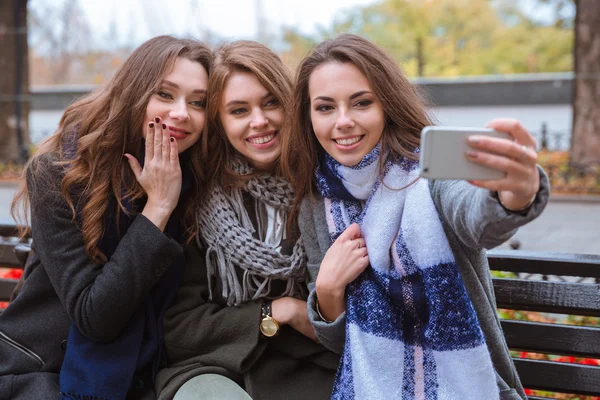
[{"xmin": 260, "ymin": 318, "xmax": 279, "ymax": 337}]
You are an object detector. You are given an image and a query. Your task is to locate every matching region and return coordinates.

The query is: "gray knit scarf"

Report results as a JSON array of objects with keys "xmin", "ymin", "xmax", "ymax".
[{"xmin": 196, "ymin": 158, "xmax": 307, "ymax": 306}]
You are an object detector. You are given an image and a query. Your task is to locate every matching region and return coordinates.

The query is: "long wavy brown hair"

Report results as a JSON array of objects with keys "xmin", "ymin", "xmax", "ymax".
[
  {"xmin": 281, "ymin": 33, "xmax": 433, "ymax": 225},
  {"xmin": 11, "ymin": 35, "xmax": 213, "ymax": 262},
  {"xmin": 203, "ymin": 40, "xmax": 292, "ymax": 191}
]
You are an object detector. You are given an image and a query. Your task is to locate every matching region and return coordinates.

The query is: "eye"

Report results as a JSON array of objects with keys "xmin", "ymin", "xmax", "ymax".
[
  {"xmin": 231, "ymin": 108, "xmax": 247, "ymax": 115},
  {"xmin": 265, "ymin": 98, "xmax": 279, "ymax": 107},
  {"xmin": 315, "ymin": 104, "xmax": 333, "ymax": 112},
  {"xmin": 190, "ymin": 99, "xmax": 207, "ymax": 108},
  {"xmin": 354, "ymin": 99, "xmax": 373, "ymax": 108},
  {"xmin": 157, "ymin": 91, "xmax": 173, "ymax": 100}
]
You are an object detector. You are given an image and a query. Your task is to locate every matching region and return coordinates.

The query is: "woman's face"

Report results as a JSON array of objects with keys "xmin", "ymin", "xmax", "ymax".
[
  {"xmin": 309, "ymin": 61, "xmax": 385, "ymax": 167},
  {"xmin": 218, "ymin": 71, "xmax": 284, "ymax": 170},
  {"xmin": 144, "ymin": 57, "xmax": 208, "ymax": 153}
]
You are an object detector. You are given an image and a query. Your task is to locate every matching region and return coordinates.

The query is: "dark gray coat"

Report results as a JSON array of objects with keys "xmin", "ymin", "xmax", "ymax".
[
  {"xmin": 156, "ymin": 194, "xmax": 339, "ymax": 400},
  {"xmin": 0, "ymin": 154, "xmax": 182, "ymax": 400}
]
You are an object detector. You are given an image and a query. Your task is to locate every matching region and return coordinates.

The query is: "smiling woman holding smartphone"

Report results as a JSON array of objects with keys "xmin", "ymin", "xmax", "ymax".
[{"xmin": 281, "ymin": 33, "xmax": 549, "ymax": 400}]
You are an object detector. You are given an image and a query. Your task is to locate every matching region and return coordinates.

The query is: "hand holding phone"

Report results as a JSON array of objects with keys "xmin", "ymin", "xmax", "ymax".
[
  {"xmin": 419, "ymin": 119, "xmax": 541, "ymax": 211},
  {"xmin": 419, "ymin": 126, "xmax": 511, "ymax": 180}
]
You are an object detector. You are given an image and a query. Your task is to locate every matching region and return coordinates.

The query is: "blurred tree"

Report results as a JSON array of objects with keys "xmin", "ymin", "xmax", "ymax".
[
  {"xmin": 281, "ymin": 0, "xmax": 573, "ymax": 77},
  {"xmin": 571, "ymin": 0, "xmax": 600, "ymax": 163},
  {"xmin": 29, "ymin": 0, "xmax": 94, "ymax": 84},
  {"xmin": 0, "ymin": 0, "xmax": 30, "ymax": 164}
]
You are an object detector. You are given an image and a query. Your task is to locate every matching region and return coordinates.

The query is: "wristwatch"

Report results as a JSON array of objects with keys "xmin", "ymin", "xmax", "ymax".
[{"xmin": 259, "ymin": 300, "xmax": 280, "ymax": 338}]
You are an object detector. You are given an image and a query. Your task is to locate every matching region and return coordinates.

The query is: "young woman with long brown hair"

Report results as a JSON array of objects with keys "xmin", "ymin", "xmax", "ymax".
[
  {"xmin": 0, "ymin": 35, "xmax": 212, "ymax": 400},
  {"xmin": 281, "ymin": 34, "xmax": 550, "ymax": 399},
  {"xmin": 156, "ymin": 40, "xmax": 338, "ymax": 400}
]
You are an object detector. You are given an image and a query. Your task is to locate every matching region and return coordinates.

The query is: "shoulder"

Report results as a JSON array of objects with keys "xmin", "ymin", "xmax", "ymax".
[
  {"xmin": 26, "ymin": 152, "xmax": 65, "ymax": 193},
  {"xmin": 298, "ymin": 193, "xmax": 324, "ymax": 230}
]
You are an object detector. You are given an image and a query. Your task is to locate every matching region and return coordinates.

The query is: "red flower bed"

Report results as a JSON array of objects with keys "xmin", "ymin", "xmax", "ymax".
[{"xmin": 0, "ymin": 268, "xmax": 23, "ymax": 280}]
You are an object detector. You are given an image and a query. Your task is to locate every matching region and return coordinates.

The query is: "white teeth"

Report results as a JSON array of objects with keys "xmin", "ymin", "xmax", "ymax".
[
  {"xmin": 248, "ymin": 133, "xmax": 275, "ymax": 144},
  {"xmin": 335, "ymin": 136, "xmax": 362, "ymax": 146}
]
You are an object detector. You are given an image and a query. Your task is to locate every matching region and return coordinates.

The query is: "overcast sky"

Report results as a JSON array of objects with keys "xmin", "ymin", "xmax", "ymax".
[{"xmin": 72, "ymin": 0, "xmax": 377, "ymax": 47}]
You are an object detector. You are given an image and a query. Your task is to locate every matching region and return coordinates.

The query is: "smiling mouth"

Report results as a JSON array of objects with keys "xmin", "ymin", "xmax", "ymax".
[
  {"xmin": 247, "ymin": 131, "xmax": 278, "ymax": 145},
  {"xmin": 334, "ymin": 135, "xmax": 364, "ymax": 146}
]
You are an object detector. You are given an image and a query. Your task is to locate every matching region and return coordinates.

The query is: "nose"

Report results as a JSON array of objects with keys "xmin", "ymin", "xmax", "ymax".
[
  {"xmin": 335, "ymin": 109, "xmax": 355, "ymax": 131},
  {"xmin": 169, "ymin": 100, "xmax": 190, "ymax": 121},
  {"xmin": 249, "ymin": 109, "xmax": 269, "ymax": 130}
]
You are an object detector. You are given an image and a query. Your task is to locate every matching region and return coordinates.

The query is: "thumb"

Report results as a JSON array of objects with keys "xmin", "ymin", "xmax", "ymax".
[
  {"xmin": 124, "ymin": 154, "xmax": 142, "ymax": 180},
  {"xmin": 340, "ymin": 223, "xmax": 362, "ymax": 241}
]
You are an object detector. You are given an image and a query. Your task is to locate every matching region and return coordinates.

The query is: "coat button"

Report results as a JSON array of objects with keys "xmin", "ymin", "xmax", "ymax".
[{"xmin": 60, "ymin": 340, "xmax": 67, "ymax": 351}]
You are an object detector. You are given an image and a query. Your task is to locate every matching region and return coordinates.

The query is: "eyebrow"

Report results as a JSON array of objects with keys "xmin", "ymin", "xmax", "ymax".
[
  {"xmin": 161, "ymin": 80, "xmax": 207, "ymax": 95},
  {"xmin": 313, "ymin": 90, "xmax": 372, "ymax": 103},
  {"xmin": 225, "ymin": 92, "xmax": 272, "ymax": 107}
]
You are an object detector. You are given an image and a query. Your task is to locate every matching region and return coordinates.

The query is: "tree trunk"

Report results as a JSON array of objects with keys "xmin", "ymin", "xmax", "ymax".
[
  {"xmin": 0, "ymin": 0, "xmax": 30, "ymax": 165},
  {"xmin": 416, "ymin": 36, "xmax": 424, "ymax": 77},
  {"xmin": 571, "ymin": 0, "xmax": 600, "ymax": 164}
]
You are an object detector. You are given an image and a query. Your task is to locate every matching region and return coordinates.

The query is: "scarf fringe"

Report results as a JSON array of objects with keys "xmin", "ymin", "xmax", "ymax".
[{"xmin": 196, "ymin": 158, "xmax": 307, "ymax": 306}]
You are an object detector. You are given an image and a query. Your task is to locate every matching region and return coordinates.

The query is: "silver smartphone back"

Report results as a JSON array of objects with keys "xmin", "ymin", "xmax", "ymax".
[{"xmin": 419, "ymin": 126, "xmax": 511, "ymax": 180}]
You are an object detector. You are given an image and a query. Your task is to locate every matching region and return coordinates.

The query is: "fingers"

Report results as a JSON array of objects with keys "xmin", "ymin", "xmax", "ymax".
[
  {"xmin": 124, "ymin": 154, "xmax": 142, "ymax": 180},
  {"xmin": 145, "ymin": 121, "xmax": 155, "ymax": 160},
  {"xmin": 466, "ymin": 150, "xmax": 532, "ymax": 176},
  {"xmin": 161, "ymin": 122, "xmax": 171, "ymax": 161},
  {"xmin": 170, "ymin": 135, "xmax": 179, "ymax": 167},
  {"xmin": 467, "ymin": 136, "xmax": 538, "ymax": 166},
  {"xmin": 339, "ymin": 223, "xmax": 362, "ymax": 241},
  {"xmin": 355, "ymin": 238, "xmax": 366, "ymax": 250},
  {"xmin": 485, "ymin": 118, "xmax": 537, "ymax": 148},
  {"xmin": 153, "ymin": 117, "xmax": 163, "ymax": 161}
]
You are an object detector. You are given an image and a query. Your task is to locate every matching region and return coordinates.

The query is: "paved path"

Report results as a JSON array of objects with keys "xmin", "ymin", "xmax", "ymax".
[
  {"xmin": 1, "ymin": 182, "xmax": 599, "ymax": 255},
  {"xmin": 494, "ymin": 199, "xmax": 600, "ymax": 255}
]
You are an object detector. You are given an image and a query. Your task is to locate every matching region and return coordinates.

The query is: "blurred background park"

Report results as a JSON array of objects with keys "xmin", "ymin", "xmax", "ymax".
[
  {"xmin": 0, "ymin": 1, "xmax": 600, "ymax": 398},
  {"xmin": 0, "ymin": 0, "xmax": 599, "ymax": 254}
]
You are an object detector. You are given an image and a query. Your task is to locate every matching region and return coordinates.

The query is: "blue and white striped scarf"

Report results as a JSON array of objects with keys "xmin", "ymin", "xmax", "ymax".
[{"xmin": 315, "ymin": 145, "xmax": 498, "ymax": 400}]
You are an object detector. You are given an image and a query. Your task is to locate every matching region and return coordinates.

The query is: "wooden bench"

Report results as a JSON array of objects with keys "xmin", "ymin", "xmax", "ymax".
[
  {"xmin": 0, "ymin": 223, "xmax": 598, "ymax": 398},
  {"xmin": 0, "ymin": 223, "xmax": 30, "ymax": 304},
  {"xmin": 489, "ymin": 249, "xmax": 600, "ymax": 399}
]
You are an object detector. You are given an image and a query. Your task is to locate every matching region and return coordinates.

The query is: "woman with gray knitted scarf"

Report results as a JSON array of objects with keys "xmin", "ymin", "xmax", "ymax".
[{"xmin": 155, "ymin": 41, "xmax": 339, "ymax": 400}]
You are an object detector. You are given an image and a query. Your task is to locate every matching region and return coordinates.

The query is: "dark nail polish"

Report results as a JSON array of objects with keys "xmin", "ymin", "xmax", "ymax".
[
  {"xmin": 170, "ymin": 137, "xmax": 175, "ymax": 142},
  {"xmin": 155, "ymin": 117, "xmax": 160, "ymax": 123},
  {"xmin": 149, "ymin": 122, "xmax": 154, "ymax": 128},
  {"xmin": 162, "ymin": 124, "xmax": 167, "ymax": 130}
]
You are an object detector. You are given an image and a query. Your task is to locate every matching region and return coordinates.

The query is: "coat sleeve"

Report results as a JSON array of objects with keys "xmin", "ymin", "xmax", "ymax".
[
  {"xmin": 429, "ymin": 165, "xmax": 550, "ymax": 249},
  {"xmin": 299, "ymin": 196, "xmax": 346, "ymax": 355},
  {"xmin": 28, "ymin": 154, "xmax": 183, "ymax": 342},
  {"xmin": 162, "ymin": 240, "xmax": 267, "ymax": 374}
]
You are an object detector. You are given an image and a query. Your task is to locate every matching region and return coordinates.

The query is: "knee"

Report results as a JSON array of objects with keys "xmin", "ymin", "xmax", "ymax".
[{"xmin": 173, "ymin": 374, "xmax": 251, "ymax": 400}]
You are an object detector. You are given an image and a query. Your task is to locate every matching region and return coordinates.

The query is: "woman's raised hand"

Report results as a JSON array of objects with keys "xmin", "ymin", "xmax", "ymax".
[
  {"xmin": 124, "ymin": 117, "xmax": 182, "ymax": 231},
  {"xmin": 315, "ymin": 223, "xmax": 369, "ymax": 321},
  {"xmin": 466, "ymin": 118, "xmax": 540, "ymax": 211}
]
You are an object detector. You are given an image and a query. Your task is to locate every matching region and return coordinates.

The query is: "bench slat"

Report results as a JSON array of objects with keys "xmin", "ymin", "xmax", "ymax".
[
  {"xmin": 514, "ymin": 358, "xmax": 600, "ymax": 395},
  {"xmin": 502, "ymin": 320, "xmax": 600, "ymax": 358},
  {"xmin": 494, "ymin": 278, "xmax": 600, "ymax": 316},
  {"xmin": 0, "ymin": 278, "xmax": 18, "ymax": 302},
  {"xmin": 0, "ymin": 243, "xmax": 24, "ymax": 268},
  {"xmin": 488, "ymin": 249, "xmax": 600, "ymax": 278},
  {"xmin": 0, "ymin": 224, "xmax": 28, "ymax": 239}
]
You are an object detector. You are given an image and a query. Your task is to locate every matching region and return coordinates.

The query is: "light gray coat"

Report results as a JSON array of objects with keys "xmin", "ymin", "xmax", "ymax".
[{"xmin": 298, "ymin": 170, "xmax": 550, "ymax": 400}]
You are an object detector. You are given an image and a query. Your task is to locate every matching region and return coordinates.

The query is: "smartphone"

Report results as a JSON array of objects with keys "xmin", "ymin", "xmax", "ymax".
[{"xmin": 419, "ymin": 126, "xmax": 511, "ymax": 180}]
